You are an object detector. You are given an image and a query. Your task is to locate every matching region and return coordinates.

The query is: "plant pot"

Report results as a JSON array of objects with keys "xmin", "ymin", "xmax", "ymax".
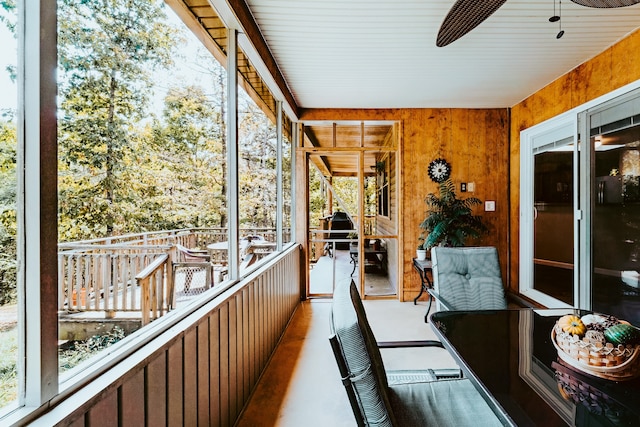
[{"xmin": 416, "ymin": 249, "xmax": 427, "ymax": 261}]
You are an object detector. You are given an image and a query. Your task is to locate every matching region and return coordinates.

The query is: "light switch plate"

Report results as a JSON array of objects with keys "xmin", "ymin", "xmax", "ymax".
[
  {"xmin": 485, "ymin": 200, "xmax": 496, "ymax": 211},
  {"xmin": 468, "ymin": 182, "xmax": 475, "ymax": 192}
]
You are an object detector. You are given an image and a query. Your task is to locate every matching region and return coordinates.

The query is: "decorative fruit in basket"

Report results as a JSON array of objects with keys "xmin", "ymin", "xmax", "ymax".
[
  {"xmin": 603, "ymin": 323, "xmax": 640, "ymax": 346},
  {"xmin": 584, "ymin": 330, "xmax": 606, "ymax": 345},
  {"xmin": 558, "ymin": 315, "xmax": 586, "ymax": 336},
  {"xmin": 553, "ymin": 313, "xmax": 640, "ymax": 381},
  {"xmin": 580, "ymin": 314, "xmax": 605, "ymax": 327}
]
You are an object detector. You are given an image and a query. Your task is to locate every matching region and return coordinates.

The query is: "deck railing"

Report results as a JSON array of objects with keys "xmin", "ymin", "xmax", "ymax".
[
  {"xmin": 33, "ymin": 245, "xmax": 302, "ymax": 427},
  {"xmin": 57, "ymin": 227, "xmax": 280, "ymax": 250},
  {"xmin": 136, "ymin": 253, "xmax": 172, "ymax": 325},
  {"xmin": 58, "ymin": 245, "xmax": 171, "ymax": 313},
  {"xmin": 57, "ymin": 228, "xmax": 286, "ymax": 319}
]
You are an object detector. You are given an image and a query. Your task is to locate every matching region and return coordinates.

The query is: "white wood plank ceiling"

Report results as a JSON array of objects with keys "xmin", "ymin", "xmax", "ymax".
[{"xmin": 243, "ymin": 0, "xmax": 640, "ymax": 109}]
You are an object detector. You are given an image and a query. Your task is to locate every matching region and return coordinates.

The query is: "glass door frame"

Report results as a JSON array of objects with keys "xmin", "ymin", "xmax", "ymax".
[
  {"xmin": 520, "ymin": 113, "xmax": 578, "ymax": 308},
  {"xmin": 520, "ymin": 79, "xmax": 640, "ymax": 309},
  {"xmin": 300, "ymin": 121, "xmax": 399, "ymax": 299}
]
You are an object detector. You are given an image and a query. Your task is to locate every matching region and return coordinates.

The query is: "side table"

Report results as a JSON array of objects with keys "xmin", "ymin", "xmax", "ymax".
[{"xmin": 412, "ymin": 257, "xmax": 434, "ymax": 323}]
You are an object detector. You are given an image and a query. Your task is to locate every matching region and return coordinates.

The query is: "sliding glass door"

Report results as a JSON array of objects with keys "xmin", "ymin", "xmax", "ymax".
[
  {"xmin": 521, "ymin": 118, "xmax": 577, "ymax": 308},
  {"xmin": 533, "ymin": 137, "xmax": 575, "ymax": 305},
  {"xmin": 521, "ymin": 86, "xmax": 640, "ymax": 324},
  {"xmin": 587, "ymin": 95, "xmax": 640, "ymax": 325}
]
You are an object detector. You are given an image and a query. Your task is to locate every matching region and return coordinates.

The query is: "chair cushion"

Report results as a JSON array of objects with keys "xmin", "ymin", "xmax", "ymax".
[
  {"xmin": 431, "ymin": 247, "xmax": 507, "ymax": 310},
  {"xmin": 388, "ymin": 378, "xmax": 502, "ymax": 426},
  {"xmin": 331, "ymin": 279, "xmax": 395, "ymax": 426}
]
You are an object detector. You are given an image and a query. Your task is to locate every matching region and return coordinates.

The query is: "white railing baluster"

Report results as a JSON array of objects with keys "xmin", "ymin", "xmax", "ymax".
[{"xmin": 56, "ymin": 228, "xmax": 286, "ymax": 322}]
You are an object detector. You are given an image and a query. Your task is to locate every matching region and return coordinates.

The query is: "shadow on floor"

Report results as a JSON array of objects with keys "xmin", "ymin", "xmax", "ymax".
[{"xmin": 235, "ymin": 298, "xmax": 458, "ymax": 426}]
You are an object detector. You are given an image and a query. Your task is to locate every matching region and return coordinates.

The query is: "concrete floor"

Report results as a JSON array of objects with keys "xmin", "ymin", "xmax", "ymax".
[
  {"xmin": 310, "ymin": 249, "xmax": 395, "ymax": 297},
  {"xmin": 235, "ymin": 297, "xmax": 459, "ymax": 426}
]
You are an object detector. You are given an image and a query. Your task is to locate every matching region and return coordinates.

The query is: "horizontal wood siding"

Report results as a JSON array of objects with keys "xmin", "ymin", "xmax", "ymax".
[
  {"xmin": 509, "ymin": 28, "xmax": 640, "ymax": 293},
  {"xmin": 300, "ymin": 109, "xmax": 510, "ymax": 302},
  {"xmin": 33, "ymin": 245, "xmax": 300, "ymax": 427}
]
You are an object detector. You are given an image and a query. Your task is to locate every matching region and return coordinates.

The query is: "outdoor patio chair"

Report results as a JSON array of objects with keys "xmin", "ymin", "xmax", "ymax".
[
  {"xmin": 172, "ymin": 244, "xmax": 213, "ymax": 300},
  {"xmin": 329, "ymin": 279, "xmax": 500, "ymax": 426},
  {"xmin": 430, "ymin": 246, "xmax": 507, "ymax": 312},
  {"xmin": 175, "ymin": 243, "xmax": 210, "ymax": 262}
]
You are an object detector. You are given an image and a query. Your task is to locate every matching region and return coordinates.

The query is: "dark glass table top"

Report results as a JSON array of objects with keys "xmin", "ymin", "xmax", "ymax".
[{"xmin": 430, "ymin": 309, "xmax": 640, "ymax": 427}]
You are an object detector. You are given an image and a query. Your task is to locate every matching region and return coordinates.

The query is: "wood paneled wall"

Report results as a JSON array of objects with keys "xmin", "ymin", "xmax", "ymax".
[
  {"xmin": 300, "ymin": 109, "xmax": 510, "ymax": 301},
  {"xmin": 32, "ymin": 246, "xmax": 300, "ymax": 427},
  {"xmin": 509, "ymin": 28, "xmax": 640, "ymax": 293}
]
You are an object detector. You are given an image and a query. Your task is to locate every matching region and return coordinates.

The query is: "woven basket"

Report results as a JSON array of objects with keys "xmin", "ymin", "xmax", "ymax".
[
  {"xmin": 551, "ymin": 324, "xmax": 640, "ymax": 381},
  {"xmin": 553, "ymin": 362, "xmax": 635, "ymax": 422}
]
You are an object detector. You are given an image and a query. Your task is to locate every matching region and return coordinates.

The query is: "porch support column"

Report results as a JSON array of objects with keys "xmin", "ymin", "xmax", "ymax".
[
  {"xmin": 294, "ymin": 123, "xmax": 308, "ymax": 298},
  {"xmin": 290, "ymin": 120, "xmax": 297, "ymax": 245},
  {"xmin": 22, "ymin": 0, "xmax": 59, "ymax": 404},
  {"xmin": 357, "ymin": 150, "xmax": 365, "ymax": 291},
  {"xmin": 226, "ymin": 28, "xmax": 240, "ymax": 279},
  {"xmin": 276, "ymin": 100, "xmax": 283, "ymax": 250}
]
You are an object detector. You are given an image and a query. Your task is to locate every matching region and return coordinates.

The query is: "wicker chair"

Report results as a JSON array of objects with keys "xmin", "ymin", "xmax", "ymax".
[
  {"xmin": 329, "ymin": 279, "xmax": 500, "ymax": 426},
  {"xmin": 430, "ymin": 246, "xmax": 507, "ymax": 311}
]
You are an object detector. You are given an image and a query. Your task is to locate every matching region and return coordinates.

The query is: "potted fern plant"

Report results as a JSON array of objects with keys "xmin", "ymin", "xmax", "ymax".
[{"xmin": 418, "ymin": 178, "xmax": 487, "ymax": 257}]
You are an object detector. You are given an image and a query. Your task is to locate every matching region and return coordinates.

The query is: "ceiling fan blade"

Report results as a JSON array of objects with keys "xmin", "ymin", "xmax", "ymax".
[
  {"xmin": 570, "ymin": 0, "xmax": 640, "ymax": 6},
  {"xmin": 436, "ymin": 0, "xmax": 507, "ymax": 47}
]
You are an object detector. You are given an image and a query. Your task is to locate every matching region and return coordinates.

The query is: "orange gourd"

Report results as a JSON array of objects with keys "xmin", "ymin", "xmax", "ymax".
[{"xmin": 558, "ymin": 315, "xmax": 586, "ymax": 336}]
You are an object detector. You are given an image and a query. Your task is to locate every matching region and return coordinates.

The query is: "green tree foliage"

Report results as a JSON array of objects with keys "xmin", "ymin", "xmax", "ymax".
[
  {"xmin": 331, "ymin": 176, "xmax": 358, "ymax": 216},
  {"xmin": 57, "ymin": 0, "xmax": 176, "ymax": 240},
  {"xmin": 0, "ymin": 0, "xmax": 16, "ymax": 81},
  {"xmin": 239, "ymin": 99, "xmax": 277, "ymax": 229},
  {"xmin": 0, "ymin": 0, "xmax": 289, "ymax": 305},
  {"xmin": 308, "ymin": 166, "xmax": 325, "ymax": 228},
  {"xmin": 0, "ymin": 119, "xmax": 16, "ymax": 304},
  {"xmin": 0, "ymin": 0, "xmax": 15, "ymax": 32},
  {"xmin": 148, "ymin": 83, "xmax": 227, "ymax": 229},
  {"xmin": 0, "ymin": 1, "xmax": 16, "ymax": 305}
]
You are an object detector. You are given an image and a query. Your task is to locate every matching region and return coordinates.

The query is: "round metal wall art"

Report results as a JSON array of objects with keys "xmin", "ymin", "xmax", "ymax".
[{"xmin": 427, "ymin": 158, "xmax": 451, "ymax": 183}]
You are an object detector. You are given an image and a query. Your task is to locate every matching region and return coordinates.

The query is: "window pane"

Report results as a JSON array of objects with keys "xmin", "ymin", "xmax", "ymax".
[
  {"xmin": 592, "ymin": 125, "xmax": 640, "ymax": 325},
  {"xmin": 0, "ymin": 0, "xmax": 19, "ymax": 412},
  {"xmin": 282, "ymin": 131, "xmax": 292, "ymax": 244},
  {"xmin": 533, "ymin": 147, "xmax": 574, "ymax": 305},
  {"xmin": 56, "ymin": 0, "xmax": 229, "ymax": 379},
  {"xmin": 238, "ymin": 83, "xmax": 277, "ymax": 269}
]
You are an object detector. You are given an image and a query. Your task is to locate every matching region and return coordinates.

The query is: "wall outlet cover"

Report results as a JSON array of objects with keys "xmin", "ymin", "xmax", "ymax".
[{"xmin": 485, "ymin": 200, "xmax": 496, "ymax": 211}]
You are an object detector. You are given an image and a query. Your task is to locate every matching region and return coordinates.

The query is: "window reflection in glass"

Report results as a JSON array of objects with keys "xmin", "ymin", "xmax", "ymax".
[
  {"xmin": 533, "ymin": 147, "xmax": 574, "ymax": 305},
  {"xmin": 592, "ymin": 127, "xmax": 640, "ymax": 325}
]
